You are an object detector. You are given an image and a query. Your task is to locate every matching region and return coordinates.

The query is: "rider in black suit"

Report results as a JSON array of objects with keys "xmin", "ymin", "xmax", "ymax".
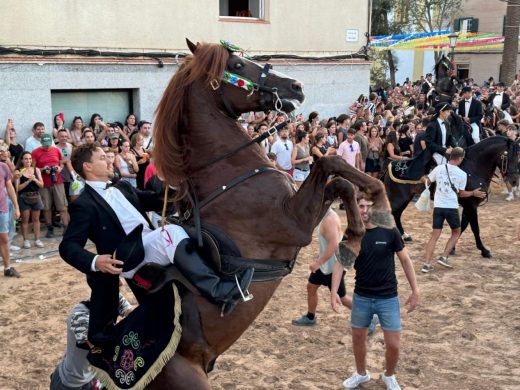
[
  {"xmin": 425, "ymin": 103, "xmax": 457, "ymax": 165},
  {"xmin": 458, "ymin": 86, "xmax": 483, "ymax": 143},
  {"xmin": 483, "ymin": 82, "xmax": 510, "ymax": 111},
  {"xmin": 59, "ymin": 144, "xmax": 253, "ymax": 347}
]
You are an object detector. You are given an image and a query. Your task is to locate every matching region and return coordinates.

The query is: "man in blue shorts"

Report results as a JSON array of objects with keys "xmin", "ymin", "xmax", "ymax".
[{"xmin": 331, "ymin": 194, "xmax": 419, "ymax": 390}]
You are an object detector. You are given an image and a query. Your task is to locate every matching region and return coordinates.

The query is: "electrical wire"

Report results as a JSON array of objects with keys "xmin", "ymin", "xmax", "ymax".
[{"xmin": 0, "ymin": 46, "xmax": 369, "ymax": 66}]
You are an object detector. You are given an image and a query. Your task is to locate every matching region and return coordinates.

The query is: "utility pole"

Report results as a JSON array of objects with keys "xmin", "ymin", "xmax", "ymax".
[{"xmin": 501, "ymin": 0, "xmax": 520, "ymax": 84}]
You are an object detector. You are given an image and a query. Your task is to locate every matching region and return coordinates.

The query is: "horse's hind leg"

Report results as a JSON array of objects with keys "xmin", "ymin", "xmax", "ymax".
[
  {"xmin": 148, "ymin": 354, "xmax": 211, "ymax": 390},
  {"xmin": 323, "ymin": 177, "xmax": 365, "ymax": 262}
]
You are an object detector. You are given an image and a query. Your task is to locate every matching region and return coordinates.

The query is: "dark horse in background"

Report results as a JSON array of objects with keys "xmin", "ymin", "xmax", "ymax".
[
  {"xmin": 385, "ymin": 136, "xmax": 517, "ymax": 258},
  {"xmin": 140, "ymin": 40, "xmax": 394, "ymax": 389}
]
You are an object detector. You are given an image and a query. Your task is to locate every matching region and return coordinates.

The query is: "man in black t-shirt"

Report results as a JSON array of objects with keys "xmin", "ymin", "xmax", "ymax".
[{"xmin": 331, "ymin": 195, "xmax": 419, "ymax": 390}]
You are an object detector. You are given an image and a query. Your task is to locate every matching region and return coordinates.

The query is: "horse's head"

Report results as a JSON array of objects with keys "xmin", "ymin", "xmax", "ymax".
[{"xmin": 186, "ymin": 39, "xmax": 305, "ymax": 115}]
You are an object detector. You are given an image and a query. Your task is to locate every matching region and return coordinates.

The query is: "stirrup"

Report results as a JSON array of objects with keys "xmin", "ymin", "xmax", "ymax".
[{"xmin": 235, "ymin": 274, "xmax": 254, "ymax": 302}]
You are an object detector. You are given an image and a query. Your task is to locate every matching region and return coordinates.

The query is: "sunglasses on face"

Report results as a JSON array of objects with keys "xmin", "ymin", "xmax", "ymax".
[
  {"xmin": 284, "ymin": 143, "xmax": 289, "ymax": 150},
  {"xmin": 349, "ymin": 144, "xmax": 354, "ymax": 152}
]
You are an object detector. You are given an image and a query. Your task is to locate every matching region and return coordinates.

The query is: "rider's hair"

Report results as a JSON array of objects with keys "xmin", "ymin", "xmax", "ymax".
[{"xmin": 71, "ymin": 143, "xmax": 101, "ymax": 180}]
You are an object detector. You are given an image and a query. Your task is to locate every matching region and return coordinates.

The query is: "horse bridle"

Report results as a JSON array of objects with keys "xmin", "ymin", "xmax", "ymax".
[{"xmin": 210, "ymin": 63, "xmax": 283, "ymax": 118}]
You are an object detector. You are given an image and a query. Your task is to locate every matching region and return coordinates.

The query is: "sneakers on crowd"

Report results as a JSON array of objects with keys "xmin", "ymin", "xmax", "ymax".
[
  {"xmin": 23, "ymin": 240, "xmax": 31, "ymax": 249},
  {"xmin": 291, "ymin": 314, "xmax": 317, "ymax": 326},
  {"xmin": 505, "ymin": 193, "xmax": 514, "ymax": 202},
  {"xmin": 343, "ymin": 371, "xmax": 371, "ymax": 389},
  {"xmin": 10, "ymin": 244, "xmax": 21, "ymax": 252},
  {"xmin": 46, "ymin": 226, "xmax": 54, "ymax": 238},
  {"xmin": 4, "ymin": 267, "xmax": 21, "ymax": 278},
  {"xmin": 35, "ymin": 239, "xmax": 44, "ymax": 248},
  {"xmin": 382, "ymin": 373, "xmax": 401, "ymax": 390},
  {"xmin": 421, "ymin": 264, "xmax": 434, "ymax": 273},
  {"xmin": 437, "ymin": 256, "xmax": 453, "ymax": 269}
]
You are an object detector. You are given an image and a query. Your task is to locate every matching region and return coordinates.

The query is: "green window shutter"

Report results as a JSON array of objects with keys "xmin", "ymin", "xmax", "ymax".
[
  {"xmin": 470, "ymin": 18, "xmax": 479, "ymax": 33},
  {"xmin": 454, "ymin": 18, "xmax": 461, "ymax": 32}
]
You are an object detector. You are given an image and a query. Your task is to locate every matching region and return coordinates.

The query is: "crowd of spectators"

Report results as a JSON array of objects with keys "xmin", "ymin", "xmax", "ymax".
[
  {"xmin": 248, "ymin": 74, "xmax": 519, "ymax": 199},
  {"xmin": 2, "ymin": 73, "xmax": 520, "ymax": 279},
  {"xmin": 1, "ymin": 114, "xmax": 153, "ymax": 278}
]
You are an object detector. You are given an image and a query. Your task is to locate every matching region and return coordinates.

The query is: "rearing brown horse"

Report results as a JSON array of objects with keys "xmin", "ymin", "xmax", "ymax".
[{"xmin": 147, "ymin": 39, "xmax": 393, "ymax": 389}]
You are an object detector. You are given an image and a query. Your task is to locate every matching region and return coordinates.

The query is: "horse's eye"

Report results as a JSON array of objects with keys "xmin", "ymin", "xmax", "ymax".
[{"xmin": 234, "ymin": 62, "xmax": 244, "ymax": 70}]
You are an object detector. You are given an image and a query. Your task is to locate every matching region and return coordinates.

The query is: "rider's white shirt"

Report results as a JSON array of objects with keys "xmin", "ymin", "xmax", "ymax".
[
  {"xmin": 436, "ymin": 117, "xmax": 447, "ymax": 147},
  {"xmin": 428, "ymin": 164, "xmax": 467, "ymax": 209}
]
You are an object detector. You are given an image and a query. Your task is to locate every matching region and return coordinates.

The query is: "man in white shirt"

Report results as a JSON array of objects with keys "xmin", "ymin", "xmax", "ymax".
[
  {"xmin": 60, "ymin": 144, "xmax": 254, "ymax": 347},
  {"xmin": 271, "ymin": 127, "xmax": 294, "ymax": 173},
  {"xmin": 337, "ymin": 129, "xmax": 361, "ymax": 170},
  {"xmin": 24, "ymin": 122, "xmax": 45, "ymax": 152},
  {"xmin": 421, "ymin": 148, "xmax": 486, "ymax": 272}
]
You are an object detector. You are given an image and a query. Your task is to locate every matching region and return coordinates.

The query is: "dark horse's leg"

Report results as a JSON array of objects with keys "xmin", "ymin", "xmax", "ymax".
[
  {"xmin": 147, "ymin": 354, "xmax": 211, "ymax": 390},
  {"xmin": 285, "ymin": 156, "xmax": 393, "ymax": 260},
  {"xmin": 461, "ymin": 204, "xmax": 492, "ymax": 258}
]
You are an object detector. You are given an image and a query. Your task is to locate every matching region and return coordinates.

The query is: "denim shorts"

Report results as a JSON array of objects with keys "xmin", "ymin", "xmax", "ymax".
[
  {"xmin": 432, "ymin": 207, "xmax": 460, "ymax": 229},
  {"xmin": 0, "ymin": 211, "xmax": 10, "ymax": 234},
  {"xmin": 293, "ymin": 168, "xmax": 310, "ymax": 182},
  {"xmin": 351, "ymin": 293, "xmax": 401, "ymax": 332}
]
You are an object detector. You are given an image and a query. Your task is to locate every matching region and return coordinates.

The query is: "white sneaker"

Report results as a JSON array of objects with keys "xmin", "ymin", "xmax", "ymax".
[
  {"xmin": 342, "ymin": 371, "xmax": 371, "ymax": 388},
  {"xmin": 382, "ymin": 373, "xmax": 401, "ymax": 390},
  {"xmin": 10, "ymin": 244, "xmax": 21, "ymax": 252},
  {"xmin": 35, "ymin": 239, "xmax": 44, "ymax": 248},
  {"xmin": 23, "ymin": 240, "xmax": 31, "ymax": 249},
  {"xmin": 505, "ymin": 193, "xmax": 514, "ymax": 202}
]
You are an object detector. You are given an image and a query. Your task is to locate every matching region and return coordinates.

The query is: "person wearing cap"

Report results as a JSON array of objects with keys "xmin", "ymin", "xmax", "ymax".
[
  {"xmin": 483, "ymin": 82, "xmax": 512, "ymax": 124},
  {"xmin": 421, "ymin": 147, "xmax": 486, "ymax": 273},
  {"xmin": 31, "ymin": 133, "xmax": 69, "ymax": 238},
  {"xmin": 458, "ymin": 86, "xmax": 483, "ymax": 144},
  {"xmin": 60, "ymin": 143, "xmax": 254, "ymax": 348},
  {"xmin": 425, "ymin": 103, "xmax": 457, "ymax": 165}
]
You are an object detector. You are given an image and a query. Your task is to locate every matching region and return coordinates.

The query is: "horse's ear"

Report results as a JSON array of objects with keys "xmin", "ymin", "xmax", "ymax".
[{"xmin": 186, "ymin": 39, "xmax": 198, "ymax": 54}]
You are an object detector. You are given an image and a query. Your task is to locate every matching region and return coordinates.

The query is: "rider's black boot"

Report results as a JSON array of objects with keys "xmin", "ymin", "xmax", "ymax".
[{"xmin": 173, "ymin": 239, "xmax": 254, "ymax": 315}]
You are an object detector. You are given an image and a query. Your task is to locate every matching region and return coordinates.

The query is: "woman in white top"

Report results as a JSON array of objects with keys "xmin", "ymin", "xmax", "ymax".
[{"xmin": 114, "ymin": 140, "xmax": 138, "ymax": 187}]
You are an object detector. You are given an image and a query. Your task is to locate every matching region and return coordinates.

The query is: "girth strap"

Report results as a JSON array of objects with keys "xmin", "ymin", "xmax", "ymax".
[
  {"xmin": 220, "ymin": 253, "xmax": 299, "ymax": 282},
  {"xmin": 199, "ymin": 166, "xmax": 277, "ymax": 210}
]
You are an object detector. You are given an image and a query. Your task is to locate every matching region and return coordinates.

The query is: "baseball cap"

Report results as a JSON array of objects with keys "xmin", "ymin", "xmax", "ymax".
[
  {"xmin": 41, "ymin": 133, "xmax": 53, "ymax": 146},
  {"xmin": 109, "ymin": 133, "xmax": 120, "ymax": 139}
]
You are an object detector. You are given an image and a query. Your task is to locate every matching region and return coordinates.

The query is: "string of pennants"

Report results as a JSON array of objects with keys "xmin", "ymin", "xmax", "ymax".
[{"xmin": 371, "ymin": 30, "xmax": 513, "ymax": 51}]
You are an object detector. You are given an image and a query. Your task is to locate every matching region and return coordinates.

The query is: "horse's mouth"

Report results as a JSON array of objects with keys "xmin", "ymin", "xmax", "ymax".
[{"xmin": 280, "ymin": 98, "xmax": 304, "ymax": 113}]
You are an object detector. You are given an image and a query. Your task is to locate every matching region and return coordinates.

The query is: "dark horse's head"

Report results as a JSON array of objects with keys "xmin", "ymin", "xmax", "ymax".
[
  {"xmin": 153, "ymin": 39, "xmax": 305, "ymax": 196},
  {"xmin": 432, "ymin": 55, "xmax": 457, "ymax": 105}
]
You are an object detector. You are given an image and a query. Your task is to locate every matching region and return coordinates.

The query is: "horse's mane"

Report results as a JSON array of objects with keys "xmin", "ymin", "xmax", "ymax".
[
  {"xmin": 154, "ymin": 42, "xmax": 230, "ymax": 200},
  {"xmin": 434, "ymin": 55, "xmax": 451, "ymax": 80},
  {"xmin": 465, "ymin": 135, "xmax": 507, "ymax": 160}
]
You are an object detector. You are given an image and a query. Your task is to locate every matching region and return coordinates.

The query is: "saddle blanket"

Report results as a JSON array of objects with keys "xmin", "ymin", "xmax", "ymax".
[
  {"xmin": 88, "ymin": 284, "xmax": 182, "ymax": 390},
  {"xmin": 387, "ymin": 154, "xmax": 426, "ymax": 184}
]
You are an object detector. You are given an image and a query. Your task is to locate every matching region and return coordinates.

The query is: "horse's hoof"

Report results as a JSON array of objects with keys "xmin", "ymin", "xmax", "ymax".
[
  {"xmin": 337, "ymin": 242, "xmax": 356, "ymax": 268},
  {"xmin": 369, "ymin": 210, "xmax": 395, "ymax": 229},
  {"xmin": 481, "ymin": 251, "xmax": 493, "ymax": 259},
  {"xmin": 402, "ymin": 233, "xmax": 413, "ymax": 242}
]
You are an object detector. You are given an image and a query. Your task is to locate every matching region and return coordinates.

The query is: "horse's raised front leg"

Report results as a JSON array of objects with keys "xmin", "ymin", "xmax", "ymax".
[
  {"xmin": 283, "ymin": 156, "xmax": 391, "ymax": 257},
  {"xmin": 323, "ymin": 177, "xmax": 365, "ymax": 263}
]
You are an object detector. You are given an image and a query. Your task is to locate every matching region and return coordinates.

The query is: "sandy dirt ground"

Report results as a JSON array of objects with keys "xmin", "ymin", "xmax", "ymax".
[{"xmin": 0, "ymin": 189, "xmax": 519, "ymax": 390}]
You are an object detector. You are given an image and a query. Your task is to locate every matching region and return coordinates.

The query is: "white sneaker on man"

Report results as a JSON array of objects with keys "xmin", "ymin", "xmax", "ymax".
[
  {"xmin": 505, "ymin": 193, "xmax": 514, "ymax": 202},
  {"xmin": 23, "ymin": 240, "xmax": 31, "ymax": 249},
  {"xmin": 342, "ymin": 371, "xmax": 371, "ymax": 388},
  {"xmin": 10, "ymin": 244, "xmax": 21, "ymax": 252},
  {"xmin": 382, "ymin": 373, "xmax": 401, "ymax": 390},
  {"xmin": 35, "ymin": 239, "xmax": 44, "ymax": 248}
]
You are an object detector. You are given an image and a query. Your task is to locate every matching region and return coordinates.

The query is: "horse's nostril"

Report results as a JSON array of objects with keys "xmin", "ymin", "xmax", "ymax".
[{"xmin": 292, "ymin": 81, "xmax": 303, "ymax": 92}]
